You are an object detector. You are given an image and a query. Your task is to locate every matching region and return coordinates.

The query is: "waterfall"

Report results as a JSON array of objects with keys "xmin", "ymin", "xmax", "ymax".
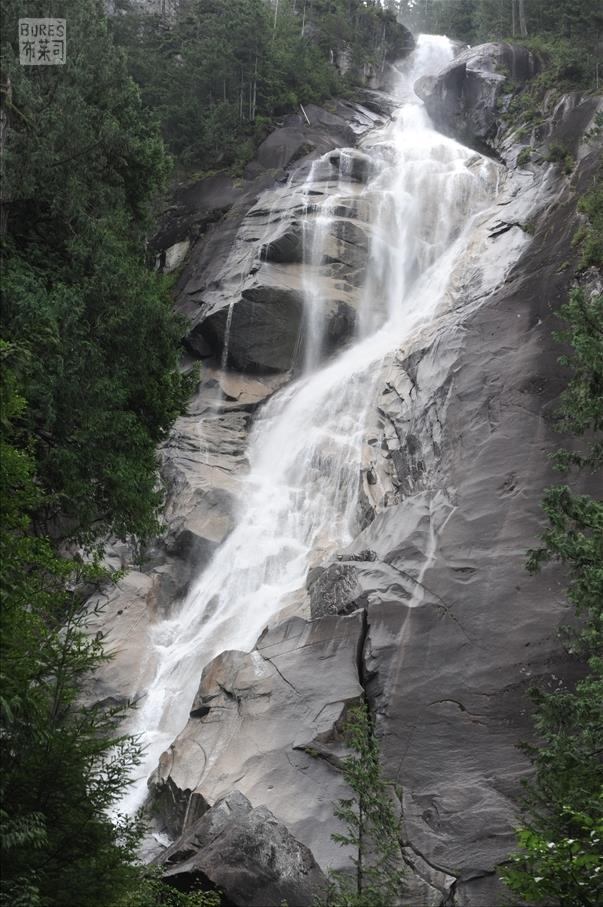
[{"xmin": 118, "ymin": 35, "xmax": 500, "ymax": 817}]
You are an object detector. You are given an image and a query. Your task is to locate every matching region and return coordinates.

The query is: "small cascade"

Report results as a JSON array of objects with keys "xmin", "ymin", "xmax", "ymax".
[
  {"xmin": 118, "ymin": 34, "xmax": 501, "ymax": 817},
  {"xmin": 219, "ymin": 300, "xmax": 235, "ymax": 372}
]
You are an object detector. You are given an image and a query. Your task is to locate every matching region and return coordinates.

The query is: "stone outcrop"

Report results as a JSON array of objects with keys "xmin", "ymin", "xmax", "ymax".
[
  {"xmin": 166, "ymin": 102, "xmax": 389, "ymax": 374},
  {"xmin": 416, "ymin": 42, "xmax": 539, "ymax": 156},
  {"xmin": 146, "ymin": 74, "xmax": 600, "ymax": 906},
  {"xmin": 150, "ymin": 612, "xmax": 365, "ymax": 874},
  {"xmin": 158, "ymin": 791, "xmax": 327, "ymax": 907},
  {"xmin": 87, "ymin": 43, "xmax": 602, "ymax": 907}
]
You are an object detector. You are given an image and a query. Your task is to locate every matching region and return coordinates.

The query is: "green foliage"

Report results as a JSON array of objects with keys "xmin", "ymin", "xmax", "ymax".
[
  {"xmin": 0, "ymin": 2, "xmax": 200, "ymax": 903},
  {"xmin": 323, "ymin": 702, "xmax": 403, "ymax": 907},
  {"xmin": 0, "ymin": 355, "xmax": 145, "ymax": 906},
  {"xmin": 112, "ymin": 0, "xmax": 407, "ymax": 172},
  {"xmin": 398, "ymin": 0, "xmax": 476, "ymax": 43},
  {"xmin": 1, "ymin": 0, "xmax": 193, "ymax": 542},
  {"xmin": 575, "ymin": 171, "xmax": 603, "ymax": 270},
  {"xmin": 501, "ymin": 249, "xmax": 603, "ymax": 901},
  {"xmin": 545, "ymin": 142, "xmax": 575, "ymax": 174},
  {"xmin": 503, "ymin": 808, "xmax": 603, "ymax": 907},
  {"xmin": 517, "ymin": 146, "xmax": 532, "ymax": 166},
  {"xmin": 527, "ymin": 486, "xmax": 602, "ymax": 656},
  {"xmin": 112, "ymin": 866, "xmax": 221, "ymax": 907},
  {"xmin": 551, "ymin": 289, "xmax": 603, "ymax": 470},
  {"xmin": 398, "ymin": 0, "xmax": 601, "ymax": 91}
]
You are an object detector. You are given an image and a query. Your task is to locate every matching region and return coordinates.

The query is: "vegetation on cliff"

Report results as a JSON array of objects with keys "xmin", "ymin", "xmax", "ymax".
[
  {"xmin": 112, "ymin": 0, "xmax": 410, "ymax": 172},
  {"xmin": 398, "ymin": 0, "xmax": 601, "ymax": 60},
  {"xmin": 324, "ymin": 701, "xmax": 404, "ymax": 907},
  {"xmin": 1, "ymin": 0, "xmax": 601, "ymax": 904},
  {"xmin": 0, "ymin": 1, "xmax": 196, "ymax": 903},
  {"xmin": 501, "ymin": 236, "xmax": 603, "ymax": 902},
  {"xmin": 1, "ymin": 0, "xmax": 193, "ymax": 545}
]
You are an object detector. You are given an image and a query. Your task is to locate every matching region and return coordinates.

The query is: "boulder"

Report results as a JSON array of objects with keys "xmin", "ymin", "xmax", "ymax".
[
  {"xmin": 417, "ymin": 42, "xmax": 539, "ymax": 155},
  {"xmin": 200, "ymin": 286, "xmax": 305, "ymax": 373},
  {"xmin": 308, "ymin": 558, "xmax": 412, "ymax": 619},
  {"xmin": 260, "ymin": 224, "xmax": 304, "ymax": 264},
  {"xmin": 149, "ymin": 613, "xmax": 365, "ymax": 872},
  {"xmin": 159, "ymin": 791, "xmax": 328, "ymax": 907}
]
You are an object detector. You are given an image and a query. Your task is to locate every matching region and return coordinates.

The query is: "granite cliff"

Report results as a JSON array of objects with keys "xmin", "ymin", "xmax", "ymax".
[{"xmin": 85, "ymin": 37, "xmax": 602, "ymax": 907}]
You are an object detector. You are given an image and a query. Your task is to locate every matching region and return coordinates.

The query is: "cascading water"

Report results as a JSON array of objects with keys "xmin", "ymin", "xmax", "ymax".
[{"xmin": 119, "ymin": 35, "xmax": 500, "ymax": 817}]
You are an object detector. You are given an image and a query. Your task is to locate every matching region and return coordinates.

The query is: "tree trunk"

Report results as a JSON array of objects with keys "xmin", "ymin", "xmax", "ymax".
[
  {"xmin": 251, "ymin": 56, "xmax": 258, "ymax": 121},
  {"xmin": 273, "ymin": 0, "xmax": 279, "ymax": 36},
  {"xmin": 357, "ymin": 803, "xmax": 364, "ymax": 896},
  {"xmin": 0, "ymin": 76, "xmax": 11, "ymax": 237},
  {"xmin": 518, "ymin": 0, "xmax": 528, "ymax": 37}
]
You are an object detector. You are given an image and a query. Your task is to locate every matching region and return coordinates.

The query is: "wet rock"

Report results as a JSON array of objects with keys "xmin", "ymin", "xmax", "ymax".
[
  {"xmin": 150, "ymin": 613, "xmax": 365, "ymax": 872},
  {"xmin": 82, "ymin": 371, "xmax": 281, "ymax": 712},
  {"xmin": 261, "ymin": 224, "xmax": 304, "ymax": 264},
  {"xmin": 151, "ymin": 173, "xmax": 244, "ymax": 254},
  {"xmin": 346, "ymin": 144, "xmax": 603, "ymax": 907},
  {"xmin": 328, "ymin": 149, "xmax": 373, "ymax": 183},
  {"xmin": 200, "ymin": 286, "xmax": 305, "ymax": 373},
  {"xmin": 88, "ymin": 69, "xmax": 602, "ymax": 907},
  {"xmin": 255, "ymin": 127, "xmax": 325, "ymax": 172},
  {"xmin": 173, "ymin": 101, "xmax": 389, "ymax": 374},
  {"xmin": 159, "ymin": 791, "xmax": 328, "ymax": 907},
  {"xmin": 308, "ymin": 558, "xmax": 411, "ymax": 619},
  {"xmin": 417, "ymin": 42, "xmax": 539, "ymax": 155}
]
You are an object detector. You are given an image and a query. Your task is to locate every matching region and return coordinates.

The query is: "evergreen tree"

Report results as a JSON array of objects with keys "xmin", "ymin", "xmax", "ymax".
[
  {"xmin": 325, "ymin": 701, "xmax": 404, "ymax": 907},
  {"xmin": 112, "ymin": 0, "xmax": 408, "ymax": 172},
  {"xmin": 0, "ymin": 345, "xmax": 143, "ymax": 906},
  {"xmin": 1, "ymin": 0, "xmax": 193, "ymax": 544},
  {"xmin": 501, "ymin": 188, "xmax": 603, "ymax": 905}
]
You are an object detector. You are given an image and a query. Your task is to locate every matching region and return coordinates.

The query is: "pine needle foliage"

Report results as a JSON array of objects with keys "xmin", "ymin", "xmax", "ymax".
[
  {"xmin": 324, "ymin": 701, "xmax": 404, "ymax": 907},
  {"xmin": 501, "ymin": 278, "xmax": 603, "ymax": 898}
]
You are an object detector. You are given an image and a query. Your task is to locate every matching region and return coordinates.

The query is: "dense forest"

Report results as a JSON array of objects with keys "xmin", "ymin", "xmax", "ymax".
[{"xmin": 1, "ymin": 0, "xmax": 601, "ymax": 905}]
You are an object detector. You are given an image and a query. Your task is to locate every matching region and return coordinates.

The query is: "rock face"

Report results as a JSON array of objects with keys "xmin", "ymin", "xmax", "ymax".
[
  {"xmin": 150, "ymin": 613, "xmax": 365, "ymax": 872},
  {"xmin": 168, "ymin": 101, "xmax": 389, "ymax": 374},
  {"xmin": 158, "ymin": 791, "xmax": 327, "ymax": 907},
  {"xmin": 87, "ymin": 44, "xmax": 602, "ymax": 907},
  {"xmin": 83, "ymin": 369, "xmax": 285, "ymax": 710},
  {"xmin": 416, "ymin": 43, "xmax": 539, "ymax": 155}
]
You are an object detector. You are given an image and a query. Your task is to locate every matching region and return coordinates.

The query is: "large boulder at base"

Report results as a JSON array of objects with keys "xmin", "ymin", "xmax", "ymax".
[
  {"xmin": 416, "ymin": 42, "xmax": 539, "ymax": 155},
  {"xmin": 149, "ymin": 613, "xmax": 365, "ymax": 872},
  {"xmin": 159, "ymin": 791, "xmax": 328, "ymax": 907}
]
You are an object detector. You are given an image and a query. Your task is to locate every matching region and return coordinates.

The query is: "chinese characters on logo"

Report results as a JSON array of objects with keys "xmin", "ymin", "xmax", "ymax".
[{"xmin": 19, "ymin": 19, "xmax": 66, "ymax": 65}]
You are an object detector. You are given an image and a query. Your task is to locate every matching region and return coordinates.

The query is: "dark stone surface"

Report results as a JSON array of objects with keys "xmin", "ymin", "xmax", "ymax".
[
  {"xmin": 417, "ymin": 42, "xmax": 539, "ymax": 156},
  {"xmin": 200, "ymin": 285, "xmax": 305, "ymax": 373},
  {"xmin": 151, "ymin": 173, "xmax": 244, "ymax": 253},
  {"xmin": 170, "ymin": 99, "xmax": 390, "ymax": 374},
  {"xmin": 159, "ymin": 791, "xmax": 328, "ymax": 907},
  {"xmin": 261, "ymin": 224, "xmax": 304, "ymax": 264},
  {"xmin": 350, "ymin": 143, "xmax": 602, "ymax": 907}
]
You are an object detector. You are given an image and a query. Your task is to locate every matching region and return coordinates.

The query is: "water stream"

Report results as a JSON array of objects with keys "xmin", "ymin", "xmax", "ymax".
[{"xmin": 119, "ymin": 35, "xmax": 500, "ymax": 816}]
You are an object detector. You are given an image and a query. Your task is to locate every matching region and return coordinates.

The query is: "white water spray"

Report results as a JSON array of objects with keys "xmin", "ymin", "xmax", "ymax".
[{"xmin": 119, "ymin": 35, "xmax": 499, "ymax": 816}]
